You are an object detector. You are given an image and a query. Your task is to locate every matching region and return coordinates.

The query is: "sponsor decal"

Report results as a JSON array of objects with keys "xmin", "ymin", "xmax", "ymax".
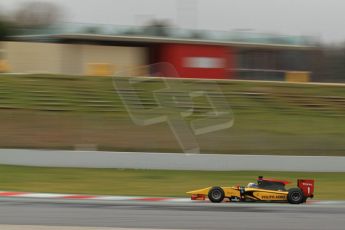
[
  {"xmin": 302, "ymin": 183, "xmax": 313, "ymax": 186},
  {"xmin": 261, "ymin": 195, "xmax": 286, "ymax": 199}
]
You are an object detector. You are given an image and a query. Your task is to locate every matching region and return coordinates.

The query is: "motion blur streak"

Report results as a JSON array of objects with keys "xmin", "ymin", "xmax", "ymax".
[{"xmin": 0, "ymin": 226, "xmax": 178, "ymax": 230}]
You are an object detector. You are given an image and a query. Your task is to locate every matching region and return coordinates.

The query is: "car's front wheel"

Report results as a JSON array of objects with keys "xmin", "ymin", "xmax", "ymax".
[
  {"xmin": 208, "ymin": 186, "xmax": 225, "ymax": 203},
  {"xmin": 287, "ymin": 188, "xmax": 304, "ymax": 204}
]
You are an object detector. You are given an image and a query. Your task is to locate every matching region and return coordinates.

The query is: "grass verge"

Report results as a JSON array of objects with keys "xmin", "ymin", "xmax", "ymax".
[
  {"xmin": 0, "ymin": 164, "xmax": 344, "ymax": 200},
  {"xmin": 0, "ymin": 74, "xmax": 344, "ymax": 155}
]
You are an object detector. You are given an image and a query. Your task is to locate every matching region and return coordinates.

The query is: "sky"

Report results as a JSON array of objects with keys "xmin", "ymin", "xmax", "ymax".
[{"xmin": 1, "ymin": 0, "xmax": 344, "ymax": 43}]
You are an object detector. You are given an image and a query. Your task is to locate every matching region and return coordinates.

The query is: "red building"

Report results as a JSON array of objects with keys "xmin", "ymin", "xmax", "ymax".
[{"xmin": 158, "ymin": 43, "xmax": 233, "ymax": 79}]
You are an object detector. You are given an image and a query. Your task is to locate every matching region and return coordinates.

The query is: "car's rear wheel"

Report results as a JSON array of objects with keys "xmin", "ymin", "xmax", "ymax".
[
  {"xmin": 208, "ymin": 186, "xmax": 225, "ymax": 203},
  {"xmin": 302, "ymin": 197, "xmax": 308, "ymax": 203},
  {"xmin": 287, "ymin": 188, "xmax": 304, "ymax": 204}
]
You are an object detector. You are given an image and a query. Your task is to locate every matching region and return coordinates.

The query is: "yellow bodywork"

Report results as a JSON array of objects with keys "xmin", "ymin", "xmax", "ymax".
[
  {"xmin": 244, "ymin": 188, "xmax": 288, "ymax": 201},
  {"xmin": 187, "ymin": 187, "xmax": 241, "ymax": 198},
  {"xmin": 187, "ymin": 186, "xmax": 288, "ymax": 201}
]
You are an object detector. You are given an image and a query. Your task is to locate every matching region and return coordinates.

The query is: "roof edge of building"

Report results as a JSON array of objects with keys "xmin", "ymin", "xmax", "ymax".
[{"xmin": 9, "ymin": 33, "xmax": 316, "ymax": 50}]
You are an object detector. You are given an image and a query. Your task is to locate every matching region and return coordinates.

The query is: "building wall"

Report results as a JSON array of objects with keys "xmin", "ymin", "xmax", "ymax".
[
  {"xmin": 81, "ymin": 45, "xmax": 147, "ymax": 75},
  {"xmin": 234, "ymin": 48, "xmax": 313, "ymax": 81},
  {"xmin": 60, "ymin": 44, "xmax": 83, "ymax": 75},
  {"xmin": 4, "ymin": 41, "xmax": 61, "ymax": 73},
  {"xmin": 2, "ymin": 42, "xmax": 147, "ymax": 75},
  {"xmin": 159, "ymin": 44, "xmax": 234, "ymax": 79}
]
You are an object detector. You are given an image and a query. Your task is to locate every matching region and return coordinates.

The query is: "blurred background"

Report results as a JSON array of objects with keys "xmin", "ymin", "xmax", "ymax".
[{"xmin": 0, "ymin": 0, "xmax": 344, "ymax": 155}]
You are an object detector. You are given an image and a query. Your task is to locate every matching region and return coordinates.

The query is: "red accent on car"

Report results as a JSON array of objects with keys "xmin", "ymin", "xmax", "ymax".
[
  {"xmin": 298, "ymin": 179, "xmax": 315, "ymax": 198},
  {"xmin": 191, "ymin": 194, "xmax": 206, "ymax": 200}
]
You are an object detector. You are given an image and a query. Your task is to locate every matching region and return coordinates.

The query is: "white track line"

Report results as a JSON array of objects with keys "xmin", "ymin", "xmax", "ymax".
[{"xmin": 0, "ymin": 225, "xmax": 183, "ymax": 230}]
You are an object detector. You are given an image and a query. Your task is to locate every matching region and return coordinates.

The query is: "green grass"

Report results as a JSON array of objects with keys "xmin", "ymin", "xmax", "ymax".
[
  {"xmin": 0, "ymin": 164, "xmax": 344, "ymax": 200},
  {"xmin": 0, "ymin": 74, "xmax": 344, "ymax": 155}
]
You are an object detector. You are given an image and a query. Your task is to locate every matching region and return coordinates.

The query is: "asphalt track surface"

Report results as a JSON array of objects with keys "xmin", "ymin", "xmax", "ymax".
[{"xmin": 0, "ymin": 198, "xmax": 345, "ymax": 230}]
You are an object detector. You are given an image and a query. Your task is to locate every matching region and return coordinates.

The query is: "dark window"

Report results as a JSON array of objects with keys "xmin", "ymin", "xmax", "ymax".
[{"xmin": 257, "ymin": 180, "xmax": 286, "ymax": 191}]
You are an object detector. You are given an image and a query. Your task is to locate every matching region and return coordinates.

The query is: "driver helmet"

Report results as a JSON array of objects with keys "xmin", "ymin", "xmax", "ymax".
[{"xmin": 247, "ymin": 182, "xmax": 257, "ymax": 188}]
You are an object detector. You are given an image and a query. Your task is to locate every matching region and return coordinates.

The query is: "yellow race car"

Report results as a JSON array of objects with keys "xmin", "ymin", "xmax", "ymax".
[{"xmin": 187, "ymin": 176, "xmax": 314, "ymax": 204}]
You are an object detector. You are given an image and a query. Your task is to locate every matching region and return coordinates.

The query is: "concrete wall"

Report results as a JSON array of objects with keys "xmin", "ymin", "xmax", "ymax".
[
  {"xmin": 60, "ymin": 44, "xmax": 83, "ymax": 75},
  {"xmin": 2, "ymin": 42, "xmax": 147, "ymax": 75},
  {"xmin": 81, "ymin": 45, "xmax": 147, "ymax": 75},
  {"xmin": 4, "ymin": 42, "xmax": 61, "ymax": 73},
  {"xmin": 0, "ymin": 149, "xmax": 344, "ymax": 172}
]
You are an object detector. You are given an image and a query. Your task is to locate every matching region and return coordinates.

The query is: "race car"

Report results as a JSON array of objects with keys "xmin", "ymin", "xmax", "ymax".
[{"xmin": 187, "ymin": 176, "xmax": 314, "ymax": 204}]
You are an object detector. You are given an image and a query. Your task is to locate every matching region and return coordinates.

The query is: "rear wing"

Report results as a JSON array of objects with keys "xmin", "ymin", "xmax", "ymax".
[{"xmin": 297, "ymin": 179, "xmax": 314, "ymax": 198}]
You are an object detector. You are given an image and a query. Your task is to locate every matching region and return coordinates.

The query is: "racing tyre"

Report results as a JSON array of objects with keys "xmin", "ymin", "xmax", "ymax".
[
  {"xmin": 287, "ymin": 188, "xmax": 304, "ymax": 204},
  {"xmin": 208, "ymin": 186, "xmax": 225, "ymax": 203},
  {"xmin": 302, "ymin": 197, "xmax": 308, "ymax": 203}
]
